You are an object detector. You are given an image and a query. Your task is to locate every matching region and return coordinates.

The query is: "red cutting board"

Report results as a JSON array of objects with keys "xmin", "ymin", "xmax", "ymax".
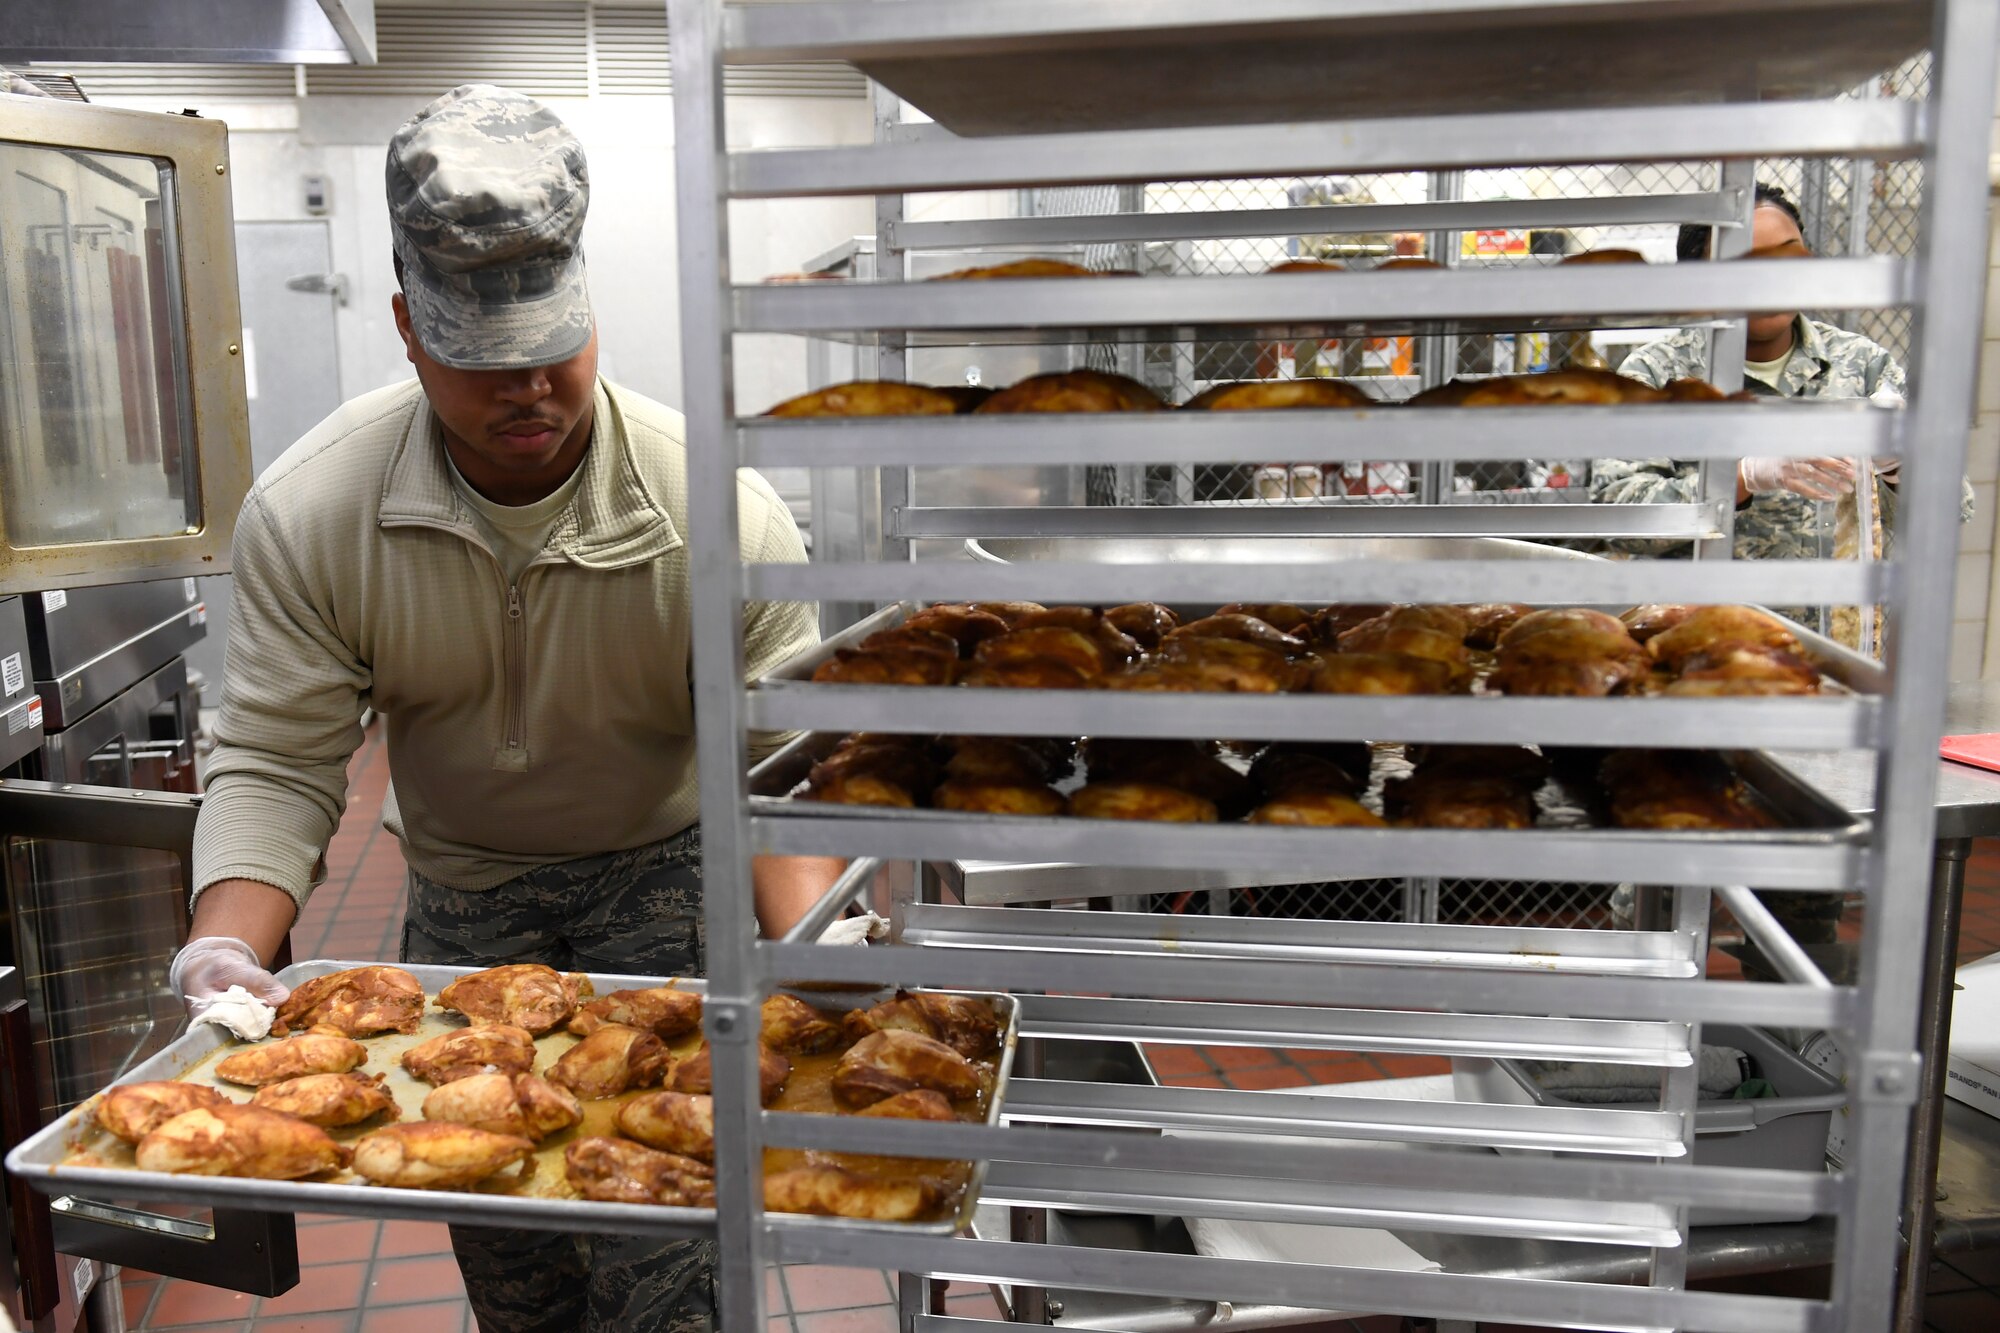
[{"xmin": 1941, "ymin": 734, "xmax": 2000, "ymax": 774}]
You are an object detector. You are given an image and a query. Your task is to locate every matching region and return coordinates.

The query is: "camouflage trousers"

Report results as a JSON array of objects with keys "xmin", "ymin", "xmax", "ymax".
[{"xmin": 401, "ymin": 826, "xmax": 716, "ymax": 1333}]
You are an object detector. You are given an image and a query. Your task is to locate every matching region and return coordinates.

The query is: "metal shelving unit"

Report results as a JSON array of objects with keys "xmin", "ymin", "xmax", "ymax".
[{"xmin": 666, "ymin": 1, "xmax": 1997, "ymax": 1328}]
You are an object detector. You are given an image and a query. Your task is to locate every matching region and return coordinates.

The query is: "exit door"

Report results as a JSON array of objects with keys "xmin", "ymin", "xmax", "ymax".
[{"xmin": 183, "ymin": 221, "xmax": 345, "ymax": 706}]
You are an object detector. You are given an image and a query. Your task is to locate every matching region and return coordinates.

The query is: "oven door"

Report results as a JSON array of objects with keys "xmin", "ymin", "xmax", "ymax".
[{"xmin": 0, "ymin": 782, "xmax": 297, "ymax": 1321}]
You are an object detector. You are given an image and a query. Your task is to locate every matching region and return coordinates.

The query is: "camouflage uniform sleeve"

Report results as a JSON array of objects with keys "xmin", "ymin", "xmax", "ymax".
[
  {"xmin": 1861, "ymin": 352, "xmax": 1974, "ymax": 522},
  {"xmin": 1613, "ymin": 342, "xmax": 1675, "ymax": 390},
  {"xmin": 1587, "ymin": 458, "xmax": 1706, "ymax": 558}
]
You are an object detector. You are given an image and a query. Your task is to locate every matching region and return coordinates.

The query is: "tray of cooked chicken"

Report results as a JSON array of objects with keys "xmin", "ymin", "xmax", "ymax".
[
  {"xmin": 747, "ymin": 599, "xmax": 1866, "ymax": 843},
  {"xmin": 3, "ymin": 962, "xmax": 1017, "ymax": 1237}
]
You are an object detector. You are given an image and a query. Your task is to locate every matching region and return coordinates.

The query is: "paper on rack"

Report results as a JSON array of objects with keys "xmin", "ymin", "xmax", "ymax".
[{"xmin": 188, "ymin": 985, "xmax": 276, "ymax": 1041}]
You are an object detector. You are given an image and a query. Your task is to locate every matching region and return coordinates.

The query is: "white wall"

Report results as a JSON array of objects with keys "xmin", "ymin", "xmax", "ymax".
[{"xmin": 92, "ymin": 91, "xmax": 874, "ymax": 426}]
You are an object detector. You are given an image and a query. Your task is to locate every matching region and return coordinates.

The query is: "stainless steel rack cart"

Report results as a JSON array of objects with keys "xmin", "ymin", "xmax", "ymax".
[{"xmin": 665, "ymin": 2, "xmax": 1998, "ymax": 1328}]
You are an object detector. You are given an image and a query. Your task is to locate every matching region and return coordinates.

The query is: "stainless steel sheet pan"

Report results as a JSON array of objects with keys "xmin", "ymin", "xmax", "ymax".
[{"xmin": 4, "ymin": 962, "xmax": 1019, "ymax": 1239}]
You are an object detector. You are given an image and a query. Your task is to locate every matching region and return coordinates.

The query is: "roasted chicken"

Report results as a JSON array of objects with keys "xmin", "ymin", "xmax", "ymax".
[
  {"xmin": 1184, "ymin": 380, "xmax": 1374, "ymax": 410},
  {"xmin": 761, "ymin": 994, "xmax": 843, "ymax": 1054},
  {"xmin": 903, "ymin": 604, "xmax": 1010, "ymax": 655},
  {"xmin": 1619, "ymin": 603, "xmax": 1697, "ymax": 643},
  {"xmin": 858, "ymin": 1088, "xmax": 957, "ymax": 1121},
  {"xmin": 1248, "ymin": 792, "xmax": 1386, "ymax": 826},
  {"xmin": 421, "ymin": 1072, "xmax": 582, "ymax": 1141},
  {"xmin": 1082, "ymin": 738, "xmax": 1252, "ymax": 817},
  {"xmin": 1215, "ymin": 603, "xmax": 1315, "ymax": 635},
  {"xmin": 802, "ymin": 740, "xmax": 937, "ymax": 808},
  {"xmin": 833, "ymin": 1030, "xmax": 983, "ymax": 1107},
  {"xmin": 1385, "ymin": 747, "xmax": 1549, "ymax": 830},
  {"xmin": 1249, "ymin": 745, "xmax": 1371, "ymax": 799},
  {"xmin": 932, "ymin": 257, "xmax": 1098, "ymax": 281},
  {"xmin": 1599, "ymin": 751, "xmax": 1774, "ymax": 831},
  {"xmin": 765, "ymin": 1165, "xmax": 937, "ymax": 1221},
  {"xmin": 763, "ymin": 381, "xmax": 960, "ymax": 418},
  {"xmin": 841, "ymin": 993, "xmax": 1002, "ymax": 1060},
  {"xmin": 1165, "ymin": 614, "xmax": 1310, "ymax": 657},
  {"xmin": 1407, "ymin": 368, "xmax": 1697, "ymax": 407},
  {"xmin": 1664, "ymin": 643, "xmax": 1821, "ymax": 696},
  {"xmin": 135, "ymin": 1104, "xmax": 350, "ymax": 1179},
  {"xmin": 96, "ymin": 1082, "xmax": 233, "ymax": 1144},
  {"xmin": 1461, "ymin": 603, "xmax": 1534, "ymax": 650},
  {"xmin": 1102, "ymin": 602, "xmax": 1181, "ymax": 650},
  {"xmin": 1646, "ymin": 606, "xmax": 1801, "ymax": 670},
  {"xmin": 972, "ymin": 626, "xmax": 1110, "ymax": 681},
  {"xmin": 1153, "ymin": 636, "xmax": 1297, "ymax": 693},
  {"xmin": 957, "ymin": 659, "xmax": 1093, "ymax": 690},
  {"xmin": 437, "ymin": 963, "xmax": 590, "ymax": 1036},
  {"xmin": 1015, "ymin": 607, "xmax": 1142, "ymax": 667},
  {"xmin": 251, "ymin": 1072, "xmax": 398, "ymax": 1127},
  {"xmin": 1306, "ymin": 604, "xmax": 1392, "ymax": 645},
  {"xmin": 941, "ymin": 736, "xmax": 1056, "ymax": 785},
  {"xmin": 214, "ymin": 1029, "xmax": 367, "ymax": 1087},
  {"xmin": 273, "ymin": 966, "xmax": 425, "ymax": 1038},
  {"xmin": 350, "ymin": 1122, "xmax": 535, "ymax": 1190},
  {"xmin": 570, "ymin": 986, "xmax": 704, "ymax": 1040},
  {"xmin": 933, "ymin": 779, "xmax": 1065, "ymax": 816},
  {"xmin": 966, "ymin": 601, "xmax": 1047, "ymax": 628},
  {"xmin": 615, "ymin": 1090, "xmax": 715, "ymax": 1160},
  {"xmin": 401, "ymin": 1024, "xmax": 538, "ymax": 1085},
  {"xmin": 1067, "ymin": 782, "xmax": 1219, "ymax": 823},
  {"xmin": 1308, "ymin": 652, "xmax": 1458, "ymax": 696},
  {"xmin": 972, "ymin": 369, "xmax": 1164, "ymax": 414},
  {"xmin": 565, "ymin": 1136, "xmax": 715, "ymax": 1207},
  {"xmin": 548, "ymin": 1024, "xmax": 670, "ymax": 1099},
  {"xmin": 810, "ymin": 648, "xmax": 956, "ymax": 686},
  {"xmin": 857, "ymin": 625, "xmax": 961, "ymax": 663},
  {"xmin": 1491, "ymin": 608, "xmax": 1648, "ymax": 697},
  {"xmin": 668, "ymin": 1044, "xmax": 791, "ymax": 1104}
]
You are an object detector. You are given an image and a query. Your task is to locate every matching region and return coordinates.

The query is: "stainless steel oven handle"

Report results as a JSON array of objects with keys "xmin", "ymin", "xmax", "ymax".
[{"xmin": 1, "ymin": 997, "xmax": 60, "ymax": 1321}]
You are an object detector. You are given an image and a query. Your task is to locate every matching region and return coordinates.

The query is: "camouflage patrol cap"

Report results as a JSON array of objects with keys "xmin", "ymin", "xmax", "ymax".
[{"xmin": 387, "ymin": 84, "xmax": 591, "ymax": 371}]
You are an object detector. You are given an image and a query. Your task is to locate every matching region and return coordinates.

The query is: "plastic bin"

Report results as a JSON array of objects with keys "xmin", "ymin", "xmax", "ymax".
[{"xmin": 1451, "ymin": 1024, "xmax": 1844, "ymax": 1225}]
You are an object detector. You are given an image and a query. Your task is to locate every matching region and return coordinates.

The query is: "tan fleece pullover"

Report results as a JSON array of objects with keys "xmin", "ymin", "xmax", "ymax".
[{"xmin": 192, "ymin": 377, "xmax": 816, "ymax": 906}]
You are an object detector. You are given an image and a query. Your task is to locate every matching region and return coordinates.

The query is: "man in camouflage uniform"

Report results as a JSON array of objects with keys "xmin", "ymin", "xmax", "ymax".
[
  {"xmin": 171, "ymin": 85, "xmax": 841, "ymax": 1331},
  {"xmin": 1593, "ymin": 183, "xmax": 1967, "ymax": 968}
]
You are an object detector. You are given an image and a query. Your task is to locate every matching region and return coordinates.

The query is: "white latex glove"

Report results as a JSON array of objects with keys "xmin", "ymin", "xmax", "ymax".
[
  {"xmin": 169, "ymin": 937, "xmax": 288, "ymax": 1020},
  {"xmin": 1739, "ymin": 456, "xmax": 1856, "ymax": 501},
  {"xmin": 817, "ymin": 912, "xmax": 890, "ymax": 946}
]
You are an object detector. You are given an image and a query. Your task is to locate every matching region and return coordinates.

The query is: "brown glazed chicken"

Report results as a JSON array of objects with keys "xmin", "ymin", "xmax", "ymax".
[
  {"xmin": 903, "ymin": 604, "xmax": 1011, "ymax": 655},
  {"xmin": 96, "ymin": 1082, "xmax": 233, "ymax": 1144},
  {"xmin": 616, "ymin": 1091, "xmax": 717, "ymax": 1160},
  {"xmin": 966, "ymin": 601, "xmax": 1047, "ymax": 628},
  {"xmin": 251, "ymin": 1072, "xmax": 398, "ymax": 1128},
  {"xmin": 1385, "ymin": 747, "xmax": 1549, "ymax": 830},
  {"xmin": 273, "ymin": 966, "xmax": 425, "ymax": 1037},
  {"xmin": 973, "ymin": 369, "xmax": 1165, "ymax": 414},
  {"xmin": 1249, "ymin": 745, "xmax": 1371, "ymax": 800},
  {"xmin": 1599, "ymin": 751, "xmax": 1774, "ymax": 831},
  {"xmin": 1102, "ymin": 602, "xmax": 1181, "ymax": 650},
  {"xmin": 833, "ymin": 1030, "xmax": 984, "ymax": 1106},
  {"xmin": 1664, "ymin": 643, "xmax": 1821, "ymax": 696},
  {"xmin": 669, "ymin": 1044, "xmax": 792, "ymax": 1104},
  {"xmin": 1183, "ymin": 380, "xmax": 1375, "ymax": 410},
  {"xmin": 1619, "ymin": 603, "xmax": 1698, "ymax": 643},
  {"xmin": 401, "ymin": 1024, "xmax": 538, "ymax": 1085},
  {"xmin": 842, "ymin": 993, "xmax": 1002, "ymax": 1060},
  {"xmin": 802, "ymin": 740, "xmax": 938, "ymax": 808},
  {"xmin": 1491, "ymin": 609, "xmax": 1648, "ymax": 697},
  {"xmin": 932, "ymin": 257, "xmax": 1098, "ymax": 281},
  {"xmin": 1306, "ymin": 604, "xmax": 1392, "ymax": 645},
  {"xmin": 214, "ymin": 1029, "xmax": 367, "ymax": 1087},
  {"xmin": 565, "ymin": 1136, "xmax": 715, "ymax": 1207},
  {"xmin": 1308, "ymin": 652, "xmax": 1458, "ymax": 696},
  {"xmin": 760, "ymin": 994, "xmax": 842, "ymax": 1055},
  {"xmin": 1015, "ymin": 607, "xmax": 1143, "ymax": 667},
  {"xmin": 956, "ymin": 659, "xmax": 1093, "ymax": 690},
  {"xmin": 135, "ymin": 1104, "xmax": 351, "ymax": 1179},
  {"xmin": 570, "ymin": 986, "xmax": 704, "ymax": 1040},
  {"xmin": 1082, "ymin": 738, "xmax": 1253, "ymax": 817},
  {"xmin": 810, "ymin": 648, "xmax": 956, "ymax": 687},
  {"xmin": 1152, "ymin": 636, "xmax": 1297, "ymax": 692},
  {"xmin": 972, "ymin": 626, "xmax": 1111, "ymax": 681},
  {"xmin": 437, "ymin": 963, "xmax": 590, "ymax": 1036},
  {"xmin": 1165, "ymin": 614, "xmax": 1311, "ymax": 657},
  {"xmin": 1461, "ymin": 603, "xmax": 1534, "ymax": 650},
  {"xmin": 933, "ymin": 779, "xmax": 1066, "ymax": 816},
  {"xmin": 857, "ymin": 625, "xmax": 961, "ymax": 663},
  {"xmin": 857, "ymin": 1088, "xmax": 957, "ymax": 1122},
  {"xmin": 350, "ymin": 1122, "xmax": 535, "ymax": 1190},
  {"xmin": 764, "ymin": 1166, "xmax": 936, "ymax": 1221},
  {"xmin": 421, "ymin": 1072, "xmax": 582, "ymax": 1141},
  {"xmin": 1646, "ymin": 605, "xmax": 1801, "ymax": 669},
  {"xmin": 1214, "ymin": 603, "xmax": 1316, "ymax": 635},
  {"xmin": 548, "ymin": 1024, "xmax": 671, "ymax": 1099},
  {"xmin": 1247, "ymin": 792, "xmax": 1386, "ymax": 826},
  {"xmin": 1067, "ymin": 782, "xmax": 1219, "ymax": 823},
  {"xmin": 762, "ymin": 381, "xmax": 960, "ymax": 418},
  {"xmin": 941, "ymin": 737, "xmax": 1056, "ymax": 785}
]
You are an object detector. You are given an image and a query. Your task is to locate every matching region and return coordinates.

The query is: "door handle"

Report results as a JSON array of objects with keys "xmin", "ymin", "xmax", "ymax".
[
  {"xmin": 283, "ymin": 272, "xmax": 349, "ymax": 307},
  {"xmin": 1, "ymin": 998, "xmax": 60, "ymax": 1321}
]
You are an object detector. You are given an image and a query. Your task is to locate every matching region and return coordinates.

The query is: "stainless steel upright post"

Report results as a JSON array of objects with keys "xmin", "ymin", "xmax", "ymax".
[
  {"xmin": 1418, "ymin": 169, "xmax": 1463, "ymax": 504},
  {"xmin": 1843, "ymin": 4, "xmax": 2000, "ymax": 1328},
  {"xmin": 1896, "ymin": 839, "xmax": 1971, "ymax": 1332},
  {"xmin": 668, "ymin": 1, "xmax": 765, "ymax": 1325},
  {"xmin": 1696, "ymin": 158, "xmax": 1756, "ymax": 562},
  {"xmin": 874, "ymin": 83, "xmax": 913, "ymax": 566}
]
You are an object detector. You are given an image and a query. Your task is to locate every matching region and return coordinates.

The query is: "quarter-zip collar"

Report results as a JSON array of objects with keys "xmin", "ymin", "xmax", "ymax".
[{"xmin": 379, "ymin": 379, "xmax": 683, "ymax": 568}]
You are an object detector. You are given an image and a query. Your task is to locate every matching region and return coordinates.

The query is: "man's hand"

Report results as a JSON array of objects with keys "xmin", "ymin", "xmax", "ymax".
[
  {"xmin": 169, "ymin": 937, "xmax": 288, "ymax": 1019},
  {"xmin": 1739, "ymin": 457, "xmax": 1856, "ymax": 502},
  {"xmin": 176, "ymin": 879, "xmax": 300, "ymax": 1016}
]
